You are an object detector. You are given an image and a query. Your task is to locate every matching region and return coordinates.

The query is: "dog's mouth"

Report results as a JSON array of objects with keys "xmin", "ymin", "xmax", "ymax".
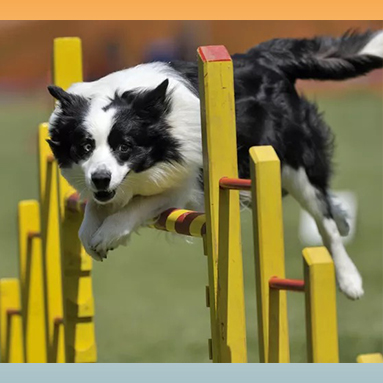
[{"xmin": 93, "ymin": 190, "xmax": 116, "ymax": 203}]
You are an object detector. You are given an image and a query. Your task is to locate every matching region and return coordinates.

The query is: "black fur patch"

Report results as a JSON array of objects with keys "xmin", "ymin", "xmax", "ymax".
[
  {"xmin": 47, "ymin": 86, "xmax": 92, "ymax": 168},
  {"xmin": 171, "ymin": 57, "xmax": 334, "ymax": 193},
  {"xmin": 244, "ymin": 30, "xmax": 383, "ymax": 81},
  {"xmin": 171, "ymin": 31, "xmax": 383, "ymax": 194},
  {"xmin": 106, "ymin": 80, "xmax": 183, "ymax": 173}
]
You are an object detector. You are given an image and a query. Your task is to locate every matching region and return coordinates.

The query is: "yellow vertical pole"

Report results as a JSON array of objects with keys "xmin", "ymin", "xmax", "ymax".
[
  {"xmin": 303, "ymin": 247, "xmax": 339, "ymax": 363},
  {"xmin": 267, "ymin": 288, "xmax": 282, "ymax": 363},
  {"xmin": 52, "ymin": 37, "xmax": 83, "ymax": 91},
  {"xmin": 197, "ymin": 46, "xmax": 247, "ymax": 363},
  {"xmin": 53, "ymin": 37, "xmax": 97, "ymax": 363},
  {"xmin": 357, "ymin": 353, "xmax": 383, "ymax": 363},
  {"xmin": 249, "ymin": 146, "xmax": 290, "ymax": 363},
  {"xmin": 18, "ymin": 200, "xmax": 47, "ymax": 362},
  {"xmin": 38, "ymin": 123, "xmax": 65, "ymax": 363},
  {"xmin": 0, "ymin": 279, "xmax": 24, "ymax": 363}
]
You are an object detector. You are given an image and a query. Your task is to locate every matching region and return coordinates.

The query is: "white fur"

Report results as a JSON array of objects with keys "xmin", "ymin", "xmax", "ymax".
[
  {"xmin": 89, "ymin": 190, "xmax": 188, "ymax": 255},
  {"xmin": 82, "ymin": 101, "xmax": 129, "ymax": 196},
  {"xmin": 50, "ymin": 63, "xmax": 204, "ymax": 260},
  {"xmin": 79, "ymin": 199, "xmax": 109, "ymax": 261},
  {"xmin": 359, "ymin": 30, "xmax": 383, "ymax": 58},
  {"xmin": 329, "ymin": 193, "xmax": 350, "ymax": 237},
  {"xmin": 282, "ymin": 165, "xmax": 363, "ymax": 299}
]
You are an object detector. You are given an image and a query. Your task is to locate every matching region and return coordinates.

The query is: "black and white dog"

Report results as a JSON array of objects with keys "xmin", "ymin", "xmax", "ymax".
[{"xmin": 47, "ymin": 30, "xmax": 383, "ymax": 300}]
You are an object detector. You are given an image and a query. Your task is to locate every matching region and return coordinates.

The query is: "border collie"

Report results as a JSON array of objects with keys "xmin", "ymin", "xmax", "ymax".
[{"xmin": 47, "ymin": 30, "xmax": 383, "ymax": 299}]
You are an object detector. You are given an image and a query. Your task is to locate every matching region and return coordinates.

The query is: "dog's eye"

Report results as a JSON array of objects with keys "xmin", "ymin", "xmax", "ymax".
[
  {"xmin": 83, "ymin": 143, "xmax": 92, "ymax": 153},
  {"xmin": 118, "ymin": 144, "xmax": 129, "ymax": 153}
]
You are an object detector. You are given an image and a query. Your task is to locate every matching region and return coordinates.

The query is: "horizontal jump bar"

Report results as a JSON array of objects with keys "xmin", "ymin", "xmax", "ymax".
[
  {"xmin": 54, "ymin": 317, "xmax": 64, "ymax": 326},
  {"xmin": 151, "ymin": 208, "xmax": 206, "ymax": 237},
  {"xmin": 28, "ymin": 231, "xmax": 41, "ymax": 240},
  {"xmin": 66, "ymin": 193, "xmax": 86, "ymax": 212},
  {"xmin": 269, "ymin": 277, "xmax": 305, "ymax": 292},
  {"xmin": 219, "ymin": 177, "xmax": 251, "ymax": 191},
  {"xmin": 65, "ymin": 194, "xmax": 206, "ymax": 238},
  {"xmin": 47, "ymin": 154, "xmax": 55, "ymax": 163},
  {"xmin": 7, "ymin": 309, "xmax": 22, "ymax": 316}
]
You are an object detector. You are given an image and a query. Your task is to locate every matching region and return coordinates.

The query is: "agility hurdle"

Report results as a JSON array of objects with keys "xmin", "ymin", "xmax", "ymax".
[
  {"xmin": 0, "ymin": 37, "xmax": 382, "ymax": 363},
  {"xmin": 0, "ymin": 38, "xmax": 96, "ymax": 363}
]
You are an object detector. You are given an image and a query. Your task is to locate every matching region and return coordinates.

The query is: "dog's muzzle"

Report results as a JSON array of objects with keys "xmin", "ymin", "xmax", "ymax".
[{"xmin": 93, "ymin": 190, "xmax": 116, "ymax": 203}]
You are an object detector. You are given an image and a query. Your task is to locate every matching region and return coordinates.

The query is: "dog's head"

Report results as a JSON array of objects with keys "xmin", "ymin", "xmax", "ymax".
[{"xmin": 47, "ymin": 79, "xmax": 183, "ymax": 205}]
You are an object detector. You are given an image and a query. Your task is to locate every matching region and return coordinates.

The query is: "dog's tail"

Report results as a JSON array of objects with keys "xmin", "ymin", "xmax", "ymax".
[{"xmin": 247, "ymin": 30, "xmax": 383, "ymax": 81}]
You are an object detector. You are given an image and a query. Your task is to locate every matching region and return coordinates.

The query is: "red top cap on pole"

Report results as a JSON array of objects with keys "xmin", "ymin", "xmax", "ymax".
[{"xmin": 198, "ymin": 45, "xmax": 232, "ymax": 63}]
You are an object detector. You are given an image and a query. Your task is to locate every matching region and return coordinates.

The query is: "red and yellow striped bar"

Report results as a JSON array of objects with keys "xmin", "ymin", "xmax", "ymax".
[
  {"xmin": 152, "ymin": 208, "xmax": 206, "ymax": 237},
  {"xmin": 219, "ymin": 177, "xmax": 251, "ymax": 191}
]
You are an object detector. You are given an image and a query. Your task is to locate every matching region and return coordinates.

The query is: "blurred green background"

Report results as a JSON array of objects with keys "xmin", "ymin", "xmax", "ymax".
[{"xmin": 0, "ymin": 21, "xmax": 382, "ymax": 363}]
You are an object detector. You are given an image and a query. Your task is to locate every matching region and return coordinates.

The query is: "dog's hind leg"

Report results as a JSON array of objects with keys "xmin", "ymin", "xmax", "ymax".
[
  {"xmin": 329, "ymin": 192, "xmax": 351, "ymax": 237},
  {"xmin": 281, "ymin": 165, "xmax": 364, "ymax": 300}
]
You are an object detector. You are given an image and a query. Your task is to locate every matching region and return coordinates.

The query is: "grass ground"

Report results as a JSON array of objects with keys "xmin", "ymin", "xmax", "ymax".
[{"xmin": 0, "ymin": 91, "xmax": 381, "ymax": 362}]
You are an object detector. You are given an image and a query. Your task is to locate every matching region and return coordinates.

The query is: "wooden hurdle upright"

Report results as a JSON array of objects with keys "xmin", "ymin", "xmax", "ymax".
[
  {"xmin": 0, "ymin": 38, "xmax": 97, "ymax": 364},
  {"xmin": 0, "ymin": 37, "xmax": 381, "ymax": 364}
]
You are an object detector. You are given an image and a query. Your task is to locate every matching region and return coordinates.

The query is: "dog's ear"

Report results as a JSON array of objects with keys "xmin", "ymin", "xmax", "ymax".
[
  {"xmin": 120, "ymin": 91, "xmax": 136, "ymax": 105},
  {"xmin": 141, "ymin": 79, "xmax": 169, "ymax": 107},
  {"xmin": 132, "ymin": 79, "xmax": 170, "ymax": 119},
  {"xmin": 46, "ymin": 138, "xmax": 60, "ymax": 148},
  {"xmin": 47, "ymin": 85, "xmax": 75, "ymax": 107},
  {"xmin": 46, "ymin": 139, "xmax": 60, "ymax": 157}
]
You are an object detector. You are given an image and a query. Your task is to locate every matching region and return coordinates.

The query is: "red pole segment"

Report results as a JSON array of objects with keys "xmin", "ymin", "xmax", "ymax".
[
  {"xmin": 269, "ymin": 277, "xmax": 305, "ymax": 292},
  {"xmin": 47, "ymin": 154, "xmax": 55, "ymax": 163},
  {"xmin": 66, "ymin": 193, "xmax": 86, "ymax": 213},
  {"xmin": 6, "ymin": 309, "xmax": 22, "ymax": 316},
  {"xmin": 27, "ymin": 231, "xmax": 41, "ymax": 240},
  {"xmin": 219, "ymin": 177, "xmax": 252, "ymax": 191}
]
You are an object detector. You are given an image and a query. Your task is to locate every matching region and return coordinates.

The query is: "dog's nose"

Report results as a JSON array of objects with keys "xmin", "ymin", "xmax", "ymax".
[{"xmin": 91, "ymin": 171, "xmax": 111, "ymax": 190}]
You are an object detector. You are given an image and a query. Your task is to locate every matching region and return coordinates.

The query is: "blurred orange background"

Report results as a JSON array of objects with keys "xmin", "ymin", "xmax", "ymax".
[{"xmin": 0, "ymin": 21, "xmax": 381, "ymax": 92}]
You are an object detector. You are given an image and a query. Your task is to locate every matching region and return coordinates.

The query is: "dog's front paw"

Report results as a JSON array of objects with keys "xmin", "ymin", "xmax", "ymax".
[
  {"xmin": 337, "ymin": 265, "xmax": 364, "ymax": 300},
  {"xmin": 79, "ymin": 226, "xmax": 107, "ymax": 262},
  {"xmin": 84, "ymin": 244, "xmax": 108, "ymax": 262},
  {"xmin": 89, "ymin": 220, "xmax": 131, "ymax": 254}
]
